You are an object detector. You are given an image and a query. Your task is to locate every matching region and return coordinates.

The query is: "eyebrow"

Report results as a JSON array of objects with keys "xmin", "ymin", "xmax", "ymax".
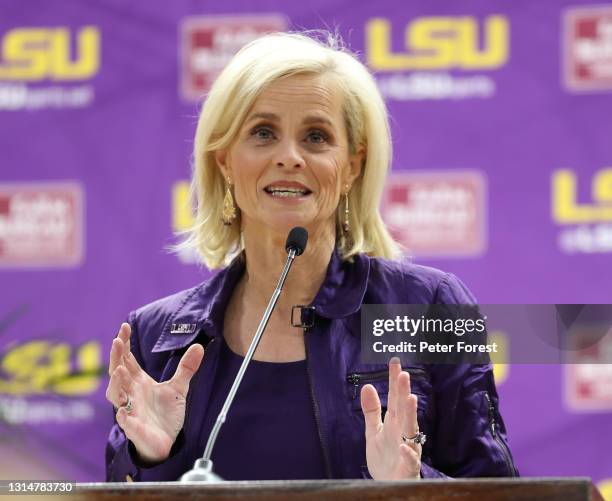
[{"xmin": 245, "ymin": 112, "xmax": 334, "ymax": 127}]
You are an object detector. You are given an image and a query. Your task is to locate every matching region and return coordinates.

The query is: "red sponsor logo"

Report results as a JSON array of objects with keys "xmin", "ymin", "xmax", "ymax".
[
  {"xmin": 179, "ymin": 15, "xmax": 287, "ymax": 101},
  {"xmin": 564, "ymin": 5, "xmax": 612, "ymax": 91},
  {"xmin": 381, "ymin": 171, "xmax": 486, "ymax": 257},
  {"xmin": 0, "ymin": 183, "xmax": 84, "ymax": 267},
  {"xmin": 565, "ymin": 327, "xmax": 612, "ymax": 410},
  {"xmin": 566, "ymin": 364, "xmax": 612, "ymax": 411}
]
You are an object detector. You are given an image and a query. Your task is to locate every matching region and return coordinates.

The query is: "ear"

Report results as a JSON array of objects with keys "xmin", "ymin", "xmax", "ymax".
[
  {"xmin": 345, "ymin": 144, "xmax": 366, "ymax": 189},
  {"xmin": 214, "ymin": 149, "xmax": 232, "ymax": 180}
]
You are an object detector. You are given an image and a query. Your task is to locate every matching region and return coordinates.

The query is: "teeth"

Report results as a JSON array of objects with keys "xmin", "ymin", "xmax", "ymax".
[
  {"xmin": 267, "ymin": 187, "xmax": 307, "ymax": 193},
  {"xmin": 268, "ymin": 190, "xmax": 306, "ymax": 197},
  {"xmin": 266, "ymin": 186, "xmax": 309, "ymax": 197}
]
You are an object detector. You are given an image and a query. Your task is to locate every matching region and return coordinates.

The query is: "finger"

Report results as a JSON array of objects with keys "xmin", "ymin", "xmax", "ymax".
[
  {"xmin": 387, "ymin": 357, "xmax": 402, "ymax": 419},
  {"xmin": 169, "ymin": 344, "xmax": 204, "ymax": 394},
  {"xmin": 106, "ymin": 365, "xmax": 133, "ymax": 407},
  {"xmin": 116, "ymin": 406, "xmax": 141, "ymax": 439},
  {"xmin": 405, "ymin": 368, "xmax": 412, "ymax": 395},
  {"xmin": 116, "ymin": 324, "xmax": 144, "ymax": 377},
  {"xmin": 399, "ymin": 443, "xmax": 421, "ymax": 478},
  {"xmin": 123, "ymin": 349, "xmax": 144, "ymax": 377},
  {"xmin": 105, "ymin": 367, "xmax": 130, "ymax": 408},
  {"xmin": 118, "ymin": 323, "xmax": 132, "ymax": 354},
  {"xmin": 108, "ymin": 338, "xmax": 124, "ymax": 376},
  {"xmin": 398, "ymin": 372, "xmax": 419, "ymax": 437},
  {"xmin": 360, "ymin": 383, "xmax": 383, "ymax": 440},
  {"xmin": 408, "ymin": 394, "xmax": 419, "ymax": 435},
  {"xmin": 401, "ymin": 399, "xmax": 421, "ymax": 458}
]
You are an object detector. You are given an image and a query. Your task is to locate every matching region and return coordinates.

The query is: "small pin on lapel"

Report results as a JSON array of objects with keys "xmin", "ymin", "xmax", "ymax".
[{"xmin": 170, "ymin": 323, "xmax": 197, "ymax": 334}]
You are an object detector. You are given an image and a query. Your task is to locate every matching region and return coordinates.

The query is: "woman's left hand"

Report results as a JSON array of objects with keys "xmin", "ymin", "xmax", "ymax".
[{"xmin": 360, "ymin": 357, "xmax": 422, "ymax": 480}]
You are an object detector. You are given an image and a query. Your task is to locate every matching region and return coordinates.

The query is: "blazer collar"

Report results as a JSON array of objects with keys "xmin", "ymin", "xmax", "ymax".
[{"xmin": 152, "ymin": 248, "xmax": 370, "ymax": 353}]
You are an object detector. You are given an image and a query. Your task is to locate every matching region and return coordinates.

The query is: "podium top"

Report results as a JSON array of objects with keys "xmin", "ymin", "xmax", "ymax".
[{"xmin": 74, "ymin": 477, "xmax": 602, "ymax": 501}]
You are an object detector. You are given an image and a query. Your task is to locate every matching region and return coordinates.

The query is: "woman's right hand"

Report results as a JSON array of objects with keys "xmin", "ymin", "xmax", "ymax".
[{"xmin": 105, "ymin": 323, "xmax": 205, "ymax": 464}]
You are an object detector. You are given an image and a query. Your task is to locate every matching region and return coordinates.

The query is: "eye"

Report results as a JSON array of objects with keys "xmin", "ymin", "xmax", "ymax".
[
  {"xmin": 307, "ymin": 129, "xmax": 328, "ymax": 144},
  {"xmin": 250, "ymin": 125, "xmax": 275, "ymax": 141}
]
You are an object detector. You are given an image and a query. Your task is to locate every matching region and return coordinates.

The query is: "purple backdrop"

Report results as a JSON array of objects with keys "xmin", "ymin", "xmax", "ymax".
[{"xmin": 1, "ymin": 0, "xmax": 611, "ymax": 494}]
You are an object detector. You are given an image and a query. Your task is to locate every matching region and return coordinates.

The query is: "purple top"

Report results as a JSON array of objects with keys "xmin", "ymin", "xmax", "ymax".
[{"xmin": 199, "ymin": 338, "xmax": 327, "ymax": 480}]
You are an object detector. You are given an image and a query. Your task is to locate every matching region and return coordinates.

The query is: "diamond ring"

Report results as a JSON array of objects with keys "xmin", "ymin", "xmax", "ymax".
[{"xmin": 402, "ymin": 431, "xmax": 426, "ymax": 445}]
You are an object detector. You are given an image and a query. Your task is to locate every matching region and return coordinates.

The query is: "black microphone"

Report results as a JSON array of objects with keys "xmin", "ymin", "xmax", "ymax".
[
  {"xmin": 285, "ymin": 226, "xmax": 308, "ymax": 256},
  {"xmin": 181, "ymin": 227, "xmax": 308, "ymax": 482}
]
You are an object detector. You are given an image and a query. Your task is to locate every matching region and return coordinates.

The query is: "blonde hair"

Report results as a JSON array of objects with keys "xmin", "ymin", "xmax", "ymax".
[{"xmin": 177, "ymin": 31, "xmax": 401, "ymax": 269}]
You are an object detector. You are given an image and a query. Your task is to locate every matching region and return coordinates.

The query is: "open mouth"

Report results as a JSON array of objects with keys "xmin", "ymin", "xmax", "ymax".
[{"xmin": 264, "ymin": 185, "xmax": 312, "ymax": 198}]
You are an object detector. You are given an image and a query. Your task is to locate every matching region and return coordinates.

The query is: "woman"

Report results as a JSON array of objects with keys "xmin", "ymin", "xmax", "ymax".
[{"xmin": 105, "ymin": 32, "xmax": 518, "ymax": 481}]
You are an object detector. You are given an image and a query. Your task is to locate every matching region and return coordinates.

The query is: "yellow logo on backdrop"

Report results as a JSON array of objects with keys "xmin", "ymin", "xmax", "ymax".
[
  {"xmin": 366, "ymin": 16, "xmax": 509, "ymax": 71},
  {"xmin": 173, "ymin": 181, "xmax": 194, "ymax": 232},
  {"xmin": 0, "ymin": 26, "xmax": 100, "ymax": 81},
  {"xmin": 0, "ymin": 341, "xmax": 102, "ymax": 395},
  {"xmin": 552, "ymin": 169, "xmax": 612, "ymax": 224},
  {"xmin": 598, "ymin": 479, "xmax": 612, "ymax": 501},
  {"xmin": 490, "ymin": 331, "xmax": 509, "ymax": 385}
]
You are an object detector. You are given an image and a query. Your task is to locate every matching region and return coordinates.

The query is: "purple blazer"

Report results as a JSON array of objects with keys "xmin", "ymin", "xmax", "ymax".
[{"xmin": 106, "ymin": 250, "xmax": 518, "ymax": 481}]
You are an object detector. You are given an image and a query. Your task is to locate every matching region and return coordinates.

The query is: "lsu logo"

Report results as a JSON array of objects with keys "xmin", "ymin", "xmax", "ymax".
[
  {"xmin": 366, "ymin": 15, "xmax": 509, "ymax": 71},
  {"xmin": 0, "ymin": 340, "xmax": 102, "ymax": 395},
  {"xmin": 0, "ymin": 26, "xmax": 100, "ymax": 81},
  {"xmin": 170, "ymin": 323, "xmax": 197, "ymax": 334},
  {"xmin": 552, "ymin": 168, "xmax": 612, "ymax": 224}
]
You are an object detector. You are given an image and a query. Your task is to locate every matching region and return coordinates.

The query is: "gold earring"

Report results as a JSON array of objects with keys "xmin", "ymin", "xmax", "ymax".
[
  {"xmin": 222, "ymin": 177, "xmax": 236, "ymax": 226},
  {"xmin": 342, "ymin": 186, "xmax": 350, "ymax": 233}
]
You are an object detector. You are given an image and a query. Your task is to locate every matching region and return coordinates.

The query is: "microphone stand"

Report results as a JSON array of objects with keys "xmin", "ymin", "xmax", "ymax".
[{"xmin": 180, "ymin": 247, "xmax": 300, "ymax": 482}]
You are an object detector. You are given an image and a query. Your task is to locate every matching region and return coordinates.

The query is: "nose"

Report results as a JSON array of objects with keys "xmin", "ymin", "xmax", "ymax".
[{"xmin": 274, "ymin": 138, "xmax": 304, "ymax": 169}]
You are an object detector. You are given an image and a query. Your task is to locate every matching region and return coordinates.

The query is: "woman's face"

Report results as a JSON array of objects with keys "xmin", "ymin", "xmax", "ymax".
[{"xmin": 216, "ymin": 73, "xmax": 364, "ymax": 238}]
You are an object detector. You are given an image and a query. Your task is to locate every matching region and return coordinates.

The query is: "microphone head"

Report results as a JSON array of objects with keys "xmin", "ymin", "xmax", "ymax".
[{"xmin": 285, "ymin": 227, "xmax": 308, "ymax": 256}]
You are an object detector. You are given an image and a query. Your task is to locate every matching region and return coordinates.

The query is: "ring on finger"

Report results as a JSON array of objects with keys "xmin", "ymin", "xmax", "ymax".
[
  {"xmin": 124, "ymin": 396, "xmax": 133, "ymax": 414},
  {"xmin": 402, "ymin": 431, "xmax": 426, "ymax": 446}
]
